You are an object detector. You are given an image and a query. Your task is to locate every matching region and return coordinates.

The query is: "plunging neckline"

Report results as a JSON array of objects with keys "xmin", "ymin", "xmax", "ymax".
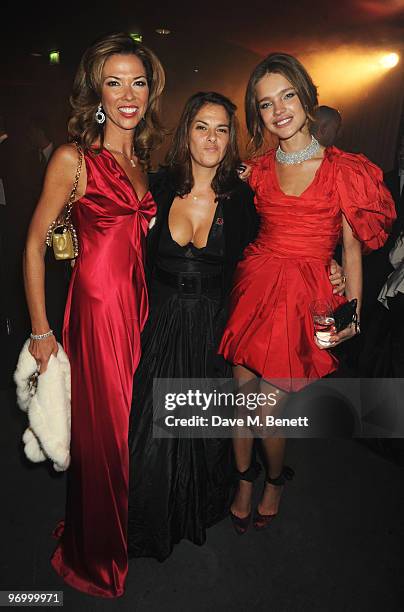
[
  {"xmin": 102, "ymin": 147, "xmax": 150, "ymax": 203},
  {"xmin": 167, "ymin": 200, "xmax": 220, "ymax": 250},
  {"xmin": 272, "ymin": 147, "xmax": 329, "ymax": 198}
]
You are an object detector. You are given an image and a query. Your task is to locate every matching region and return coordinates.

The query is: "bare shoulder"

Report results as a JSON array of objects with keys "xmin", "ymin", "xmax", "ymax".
[
  {"xmin": 43, "ymin": 143, "xmax": 85, "ymax": 199},
  {"xmin": 49, "ymin": 143, "xmax": 81, "ymax": 170}
]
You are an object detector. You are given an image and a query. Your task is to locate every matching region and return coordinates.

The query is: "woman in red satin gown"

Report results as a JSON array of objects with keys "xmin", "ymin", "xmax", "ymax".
[
  {"xmin": 23, "ymin": 33, "xmax": 164, "ymax": 597},
  {"xmin": 218, "ymin": 53, "xmax": 396, "ymax": 534}
]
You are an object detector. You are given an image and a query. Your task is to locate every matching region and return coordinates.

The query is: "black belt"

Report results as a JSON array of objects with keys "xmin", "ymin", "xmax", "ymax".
[{"xmin": 154, "ymin": 266, "xmax": 222, "ymax": 295}]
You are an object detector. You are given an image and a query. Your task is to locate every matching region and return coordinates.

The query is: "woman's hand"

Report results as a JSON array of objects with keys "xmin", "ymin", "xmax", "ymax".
[
  {"xmin": 237, "ymin": 163, "xmax": 251, "ymax": 181},
  {"xmin": 314, "ymin": 322, "xmax": 359, "ymax": 350},
  {"xmin": 317, "ymin": 215, "xmax": 363, "ymax": 349},
  {"xmin": 329, "ymin": 259, "xmax": 345, "ymax": 295},
  {"xmin": 28, "ymin": 335, "xmax": 58, "ymax": 373}
]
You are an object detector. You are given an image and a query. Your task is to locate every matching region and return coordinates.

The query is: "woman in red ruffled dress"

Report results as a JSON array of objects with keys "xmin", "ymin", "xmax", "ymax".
[{"xmin": 218, "ymin": 53, "xmax": 396, "ymax": 534}]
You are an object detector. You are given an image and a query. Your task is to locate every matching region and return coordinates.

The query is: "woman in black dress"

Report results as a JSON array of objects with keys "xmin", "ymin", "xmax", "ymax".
[
  {"xmin": 127, "ymin": 91, "xmax": 344, "ymax": 560},
  {"xmin": 127, "ymin": 92, "xmax": 258, "ymax": 560}
]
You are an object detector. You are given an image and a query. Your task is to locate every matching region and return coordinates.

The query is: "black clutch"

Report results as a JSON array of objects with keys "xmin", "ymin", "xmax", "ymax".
[{"xmin": 333, "ymin": 299, "xmax": 358, "ymax": 333}]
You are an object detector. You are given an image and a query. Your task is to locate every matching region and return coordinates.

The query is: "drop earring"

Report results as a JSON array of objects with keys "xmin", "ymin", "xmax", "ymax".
[{"xmin": 95, "ymin": 104, "xmax": 106, "ymax": 125}]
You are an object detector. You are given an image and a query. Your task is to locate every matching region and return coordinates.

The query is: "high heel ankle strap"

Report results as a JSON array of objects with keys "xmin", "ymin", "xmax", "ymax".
[
  {"xmin": 234, "ymin": 461, "xmax": 261, "ymax": 483},
  {"xmin": 266, "ymin": 465, "xmax": 294, "ymax": 486}
]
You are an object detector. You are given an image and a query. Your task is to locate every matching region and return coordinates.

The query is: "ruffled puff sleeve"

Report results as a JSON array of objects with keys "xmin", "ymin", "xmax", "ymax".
[{"xmin": 334, "ymin": 149, "xmax": 396, "ymax": 254}]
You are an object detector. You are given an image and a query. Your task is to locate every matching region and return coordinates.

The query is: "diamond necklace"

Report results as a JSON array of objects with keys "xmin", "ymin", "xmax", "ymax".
[
  {"xmin": 276, "ymin": 135, "xmax": 320, "ymax": 165},
  {"xmin": 105, "ymin": 142, "xmax": 136, "ymax": 167}
]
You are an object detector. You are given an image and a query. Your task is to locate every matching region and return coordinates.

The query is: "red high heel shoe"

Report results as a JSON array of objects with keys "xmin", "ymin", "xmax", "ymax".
[{"xmin": 253, "ymin": 465, "xmax": 294, "ymax": 530}]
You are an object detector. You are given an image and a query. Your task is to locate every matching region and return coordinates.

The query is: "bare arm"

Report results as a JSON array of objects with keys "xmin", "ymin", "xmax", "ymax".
[
  {"xmin": 341, "ymin": 214, "xmax": 362, "ymax": 312},
  {"xmin": 326, "ymin": 215, "xmax": 362, "ymax": 346},
  {"xmin": 23, "ymin": 143, "xmax": 85, "ymax": 371}
]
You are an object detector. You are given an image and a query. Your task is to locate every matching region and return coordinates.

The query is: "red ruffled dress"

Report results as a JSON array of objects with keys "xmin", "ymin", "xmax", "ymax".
[{"xmin": 218, "ymin": 147, "xmax": 395, "ymax": 391}]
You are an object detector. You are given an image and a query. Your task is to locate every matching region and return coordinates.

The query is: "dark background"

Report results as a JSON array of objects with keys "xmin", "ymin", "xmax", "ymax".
[
  {"xmin": 1, "ymin": 0, "xmax": 403, "ymax": 378},
  {"xmin": 1, "ymin": 0, "xmax": 404, "ymax": 166},
  {"xmin": 0, "ymin": 2, "xmax": 403, "ymax": 609}
]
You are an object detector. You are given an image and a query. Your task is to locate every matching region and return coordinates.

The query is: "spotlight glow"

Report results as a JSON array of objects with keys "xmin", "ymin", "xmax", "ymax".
[
  {"xmin": 380, "ymin": 53, "xmax": 399, "ymax": 68},
  {"xmin": 301, "ymin": 46, "xmax": 401, "ymax": 106}
]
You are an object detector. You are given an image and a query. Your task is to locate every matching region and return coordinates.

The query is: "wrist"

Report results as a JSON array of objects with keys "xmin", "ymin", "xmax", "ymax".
[
  {"xmin": 31, "ymin": 321, "xmax": 51, "ymax": 335},
  {"xmin": 30, "ymin": 329, "xmax": 54, "ymax": 340}
]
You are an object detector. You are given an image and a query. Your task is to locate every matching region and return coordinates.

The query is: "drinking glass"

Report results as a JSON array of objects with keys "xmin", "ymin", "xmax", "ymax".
[{"xmin": 310, "ymin": 300, "xmax": 335, "ymax": 348}]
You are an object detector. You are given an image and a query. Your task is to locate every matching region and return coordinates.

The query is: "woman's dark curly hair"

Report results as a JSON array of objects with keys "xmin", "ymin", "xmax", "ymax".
[
  {"xmin": 165, "ymin": 91, "xmax": 241, "ymax": 200},
  {"xmin": 68, "ymin": 32, "xmax": 165, "ymax": 168}
]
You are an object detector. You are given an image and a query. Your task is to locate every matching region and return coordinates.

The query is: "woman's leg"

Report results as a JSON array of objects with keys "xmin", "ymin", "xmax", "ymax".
[
  {"xmin": 231, "ymin": 365, "xmax": 258, "ymax": 518},
  {"xmin": 231, "ymin": 369, "xmax": 290, "ymax": 518},
  {"xmin": 259, "ymin": 438, "xmax": 287, "ymax": 514},
  {"xmin": 257, "ymin": 379, "xmax": 288, "ymax": 516}
]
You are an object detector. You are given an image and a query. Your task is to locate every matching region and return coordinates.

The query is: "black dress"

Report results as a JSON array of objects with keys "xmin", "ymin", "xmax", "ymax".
[{"xmin": 127, "ymin": 170, "xmax": 259, "ymax": 561}]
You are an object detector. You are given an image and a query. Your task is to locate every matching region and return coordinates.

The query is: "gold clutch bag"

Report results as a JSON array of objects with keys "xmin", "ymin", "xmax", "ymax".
[{"xmin": 45, "ymin": 143, "xmax": 83, "ymax": 260}]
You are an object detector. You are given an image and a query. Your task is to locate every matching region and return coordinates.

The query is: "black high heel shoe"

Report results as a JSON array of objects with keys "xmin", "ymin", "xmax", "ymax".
[
  {"xmin": 229, "ymin": 462, "xmax": 261, "ymax": 535},
  {"xmin": 253, "ymin": 465, "xmax": 294, "ymax": 530}
]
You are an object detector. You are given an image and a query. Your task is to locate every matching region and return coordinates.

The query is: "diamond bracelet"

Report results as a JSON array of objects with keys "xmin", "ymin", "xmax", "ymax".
[{"xmin": 30, "ymin": 329, "xmax": 54, "ymax": 340}]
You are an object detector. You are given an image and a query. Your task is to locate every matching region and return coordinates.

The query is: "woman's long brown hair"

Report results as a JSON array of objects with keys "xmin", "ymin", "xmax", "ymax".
[
  {"xmin": 245, "ymin": 52, "xmax": 318, "ymax": 156},
  {"xmin": 165, "ymin": 91, "xmax": 241, "ymax": 200},
  {"xmin": 68, "ymin": 32, "xmax": 165, "ymax": 169}
]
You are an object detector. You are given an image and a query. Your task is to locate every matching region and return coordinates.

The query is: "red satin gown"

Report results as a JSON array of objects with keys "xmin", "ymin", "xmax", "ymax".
[
  {"xmin": 50, "ymin": 148, "xmax": 156, "ymax": 597},
  {"xmin": 218, "ymin": 147, "xmax": 395, "ymax": 392}
]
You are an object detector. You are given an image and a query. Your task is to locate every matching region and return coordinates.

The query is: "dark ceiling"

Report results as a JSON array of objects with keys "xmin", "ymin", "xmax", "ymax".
[
  {"xmin": 2, "ymin": 0, "xmax": 403, "ymax": 170},
  {"xmin": 3, "ymin": 0, "xmax": 404, "ymax": 64}
]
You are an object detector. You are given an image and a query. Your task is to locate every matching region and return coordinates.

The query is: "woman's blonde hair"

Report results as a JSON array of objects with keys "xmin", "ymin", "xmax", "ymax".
[
  {"xmin": 68, "ymin": 32, "xmax": 165, "ymax": 168},
  {"xmin": 245, "ymin": 52, "xmax": 318, "ymax": 156}
]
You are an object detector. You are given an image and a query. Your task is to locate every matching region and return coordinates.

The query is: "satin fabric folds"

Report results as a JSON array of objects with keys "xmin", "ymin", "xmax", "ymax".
[
  {"xmin": 50, "ymin": 149, "xmax": 156, "ymax": 597},
  {"xmin": 218, "ymin": 147, "xmax": 396, "ymax": 392}
]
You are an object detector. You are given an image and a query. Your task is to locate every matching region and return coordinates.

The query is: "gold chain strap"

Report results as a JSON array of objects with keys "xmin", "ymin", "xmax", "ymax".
[
  {"xmin": 45, "ymin": 142, "xmax": 83, "ymax": 248},
  {"xmin": 64, "ymin": 143, "xmax": 83, "ymax": 225}
]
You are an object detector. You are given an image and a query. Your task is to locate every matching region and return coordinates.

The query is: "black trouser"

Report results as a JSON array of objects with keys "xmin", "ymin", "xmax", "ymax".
[{"xmin": 387, "ymin": 292, "xmax": 404, "ymax": 377}]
